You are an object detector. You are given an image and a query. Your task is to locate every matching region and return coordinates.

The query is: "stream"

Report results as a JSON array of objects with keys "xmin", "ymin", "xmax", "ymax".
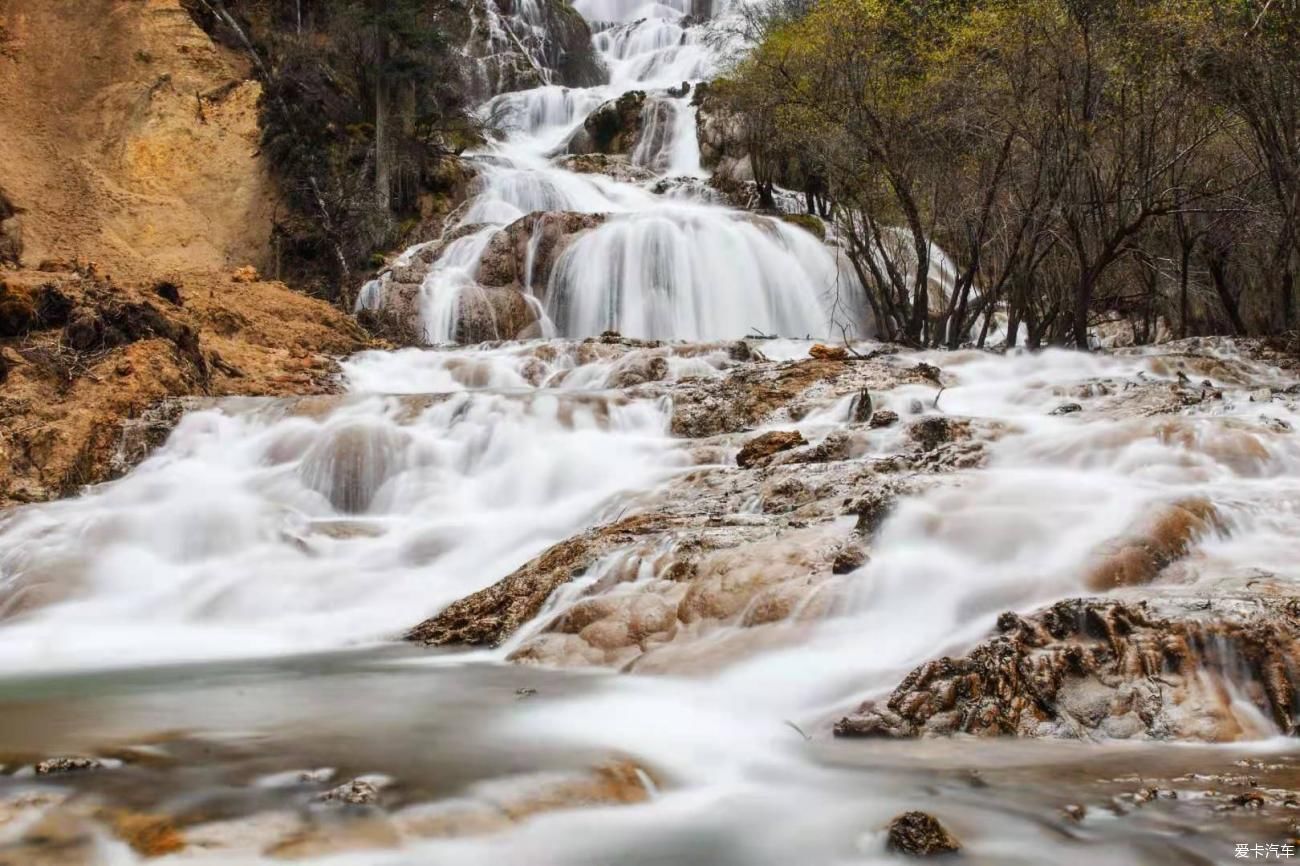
[{"xmin": 2, "ymin": 0, "xmax": 1300, "ymax": 863}]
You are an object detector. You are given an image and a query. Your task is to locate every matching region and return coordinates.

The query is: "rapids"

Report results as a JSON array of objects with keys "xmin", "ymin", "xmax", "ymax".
[{"xmin": 2, "ymin": 1, "xmax": 1300, "ymax": 864}]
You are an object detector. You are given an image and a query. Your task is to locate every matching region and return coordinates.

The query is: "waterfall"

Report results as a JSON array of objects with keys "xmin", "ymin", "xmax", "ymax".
[{"xmin": 362, "ymin": 0, "xmax": 859, "ymax": 344}]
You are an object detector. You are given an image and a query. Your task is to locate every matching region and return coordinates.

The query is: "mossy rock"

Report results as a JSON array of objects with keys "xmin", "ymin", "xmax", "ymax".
[{"xmin": 780, "ymin": 213, "xmax": 826, "ymax": 242}]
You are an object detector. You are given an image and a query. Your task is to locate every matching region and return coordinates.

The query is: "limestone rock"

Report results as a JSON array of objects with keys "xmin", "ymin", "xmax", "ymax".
[
  {"xmin": 737, "ymin": 430, "xmax": 806, "ymax": 468},
  {"xmin": 835, "ymin": 595, "xmax": 1300, "ymax": 741},
  {"xmin": 885, "ymin": 811, "xmax": 961, "ymax": 857},
  {"xmin": 809, "ymin": 343, "xmax": 848, "ymax": 361},
  {"xmin": 35, "ymin": 756, "xmax": 104, "ymax": 775},
  {"xmin": 870, "ymin": 409, "xmax": 899, "ymax": 428},
  {"xmin": 568, "ymin": 91, "xmax": 646, "ymax": 155},
  {"xmin": 317, "ymin": 779, "xmax": 382, "ymax": 806}
]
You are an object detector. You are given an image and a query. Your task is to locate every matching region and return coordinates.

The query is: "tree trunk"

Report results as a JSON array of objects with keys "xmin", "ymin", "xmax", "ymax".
[{"xmin": 373, "ymin": 2, "xmax": 391, "ymax": 213}]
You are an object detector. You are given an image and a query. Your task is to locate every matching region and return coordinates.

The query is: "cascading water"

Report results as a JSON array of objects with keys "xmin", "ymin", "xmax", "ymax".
[
  {"xmin": 4, "ymin": 2, "xmax": 1300, "ymax": 864},
  {"xmin": 359, "ymin": 0, "xmax": 863, "ymax": 344}
]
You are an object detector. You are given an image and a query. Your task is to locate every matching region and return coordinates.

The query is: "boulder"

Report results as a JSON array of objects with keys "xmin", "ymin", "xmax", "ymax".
[
  {"xmin": 568, "ymin": 91, "xmax": 645, "ymax": 156},
  {"xmin": 453, "ymin": 286, "xmax": 542, "ymax": 343},
  {"xmin": 835, "ymin": 595, "xmax": 1300, "ymax": 741},
  {"xmin": 555, "ymin": 154, "xmax": 656, "ymax": 184},
  {"xmin": 885, "ymin": 811, "xmax": 961, "ymax": 857},
  {"xmin": 475, "ymin": 211, "xmax": 605, "ymax": 295},
  {"xmin": 35, "ymin": 757, "xmax": 104, "ymax": 775},
  {"xmin": 809, "ymin": 343, "xmax": 848, "ymax": 361},
  {"xmin": 736, "ymin": 430, "xmax": 806, "ymax": 468},
  {"xmin": 869, "ymin": 409, "xmax": 899, "ymax": 428}
]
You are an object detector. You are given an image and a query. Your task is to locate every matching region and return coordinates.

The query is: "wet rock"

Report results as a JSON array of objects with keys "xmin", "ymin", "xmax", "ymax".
[
  {"xmin": 475, "ymin": 211, "xmax": 606, "ymax": 299},
  {"xmin": 35, "ymin": 756, "xmax": 103, "ymax": 775},
  {"xmin": 1083, "ymin": 498, "xmax": 1222, "ymax": 590},
  {"xmin": 567, "ymin": 91, "xmax": 645, "ymax": 156},
  {"xmin": 835, "ymin": 595, "xmax": 1300, "ymax": 741},
  {"xmin": 885, "ymin": 811, "xmax": 961, "ymax": 856},
  {"xmin": 1050, "ymin": 402, "xmax": 1082, "ymax": 415},
  {"xmin": 671, "ymin": 357, "xmax": 918, "ymax": 438},
  {"xmin": 907, "ymin": 417, "xmax": 954, "ymax": 452},
  {"xmin": 407, "ymin": 513, "xmax": 671, "ymax": 648},
  {"xmin": 913, "ymin": 362, "xmax": 943, "ymax": 384},
  {"xmin": 299, "ymin": 423, "xmax": 410, "ymax": 514},
  {"xmin": 832, "ymin": 542, "xmax": 868, "ymax": 574},
  {"xmin": 108, "ymin": 811, "xmax": 186, "ymax": 857},
  {"xmin": 809, "ymin": 343, "xmax": 848, "ymax": 361},
  {"xmin": 783, "ymin": 431, "xmax": 852, "ymax": 465},
  {"xmin": 555, "ymin": 153, "xmax": 657, "ymax": 184},
  {"xmin": 318, "ymin": 779, "xmax": 381, "ymax": 806},
  {"xmin": 870, "ymin": 409, "xmax": 899, "ymax": 428},
  {"xmin": 453, "ymin": 286, "xmax": 542, "ymax": 343},
  {"xmin": 850, "ymin": 486, "xmax": 897, "ymax": 535},
  {"xmin": 737, "ymin": 430, "xmax": 805, "ymax": 468},
  {"xmin": 1062, "ymin": 804, "xmax": 1086, "ymax": 822}
]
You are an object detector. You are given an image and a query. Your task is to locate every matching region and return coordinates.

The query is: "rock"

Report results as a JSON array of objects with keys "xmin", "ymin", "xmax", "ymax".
[
  {"xmin": 667, "ymin": 80, "xmax": 690, "ymax": 98},
  {"xmin": 809, "ymin": 343, "xmax": 848, "ymax": 361},
  {"xmin": 885, "ymin": 811, "xmax": 961, "ymax": 856},
  {"xmin": 1083, "ymin": 498, "xmax": 1222, "ymax": 590},
  {"xmin": 318, "ymin": 779, "xmax": 381, "ymax": 806},
  {"xmin": 850, "ymin": 487, "xmax": 896, "ymax": 535},
  {"xmin": 108, "ymin": 811, "xmax": 186, "ymax": 857},
  {"xmin": 35, "ymin": 756, "xmax": 103, "ymax": 775},
  {"xmin": 555, "ymin": 154, "xmax": 656, "ymax": 184},
  {"xmin": 230, "ymin": 265, "xmax": 259, "ymax": 283},
  {"xmin": 907, "ymin": 417, "xmax": 954, "ymax": 452},
  {"xmin": 737, "ymin": 430, "xmax": 806, "ymax": 468},
  {"xmin": 831, "ymin": 543, "xmax": 868, "ymax": 574},
  {"xmin": 835, "ymin": 595, "xmax": 1300, "ymax": 741},
  {"xmin": 453, "ymin": 286, "xmax": 542, "ymax": 343},
  {"xmin": 407, "ymin": 513, "xmax": 669, "ymax": 648},
  {"xmin": 1062, "ymin": 804, "xmax": 1086, "ymax": 822},
  {"xmin": 913, "ymin": 362, "xmax": 942, "ymax": 384},
  {"xmin": 1250, "ymin": 388, "xmax": 1273, "ymax": 403},
  {"xmin": 0, "ymin": 349, "xmax": 10, "ymax": 384},
  {"xmin": 568, "ymin": 91, "xmax": 646, "ymax": 155},
  {"xmin": 475, "ymin": 211, "xmax": 606, "ymax": 295},
  {"xmin": 869, "ymin": 409, "xmax": 899, "ymax": 428},
  {"xmin": 1050, "ymin": 402, "xmax": 1082, "ymax": 415},
  {"xmin": 780, "ymin": 213, "xmax": 826, "ymax": 240}
]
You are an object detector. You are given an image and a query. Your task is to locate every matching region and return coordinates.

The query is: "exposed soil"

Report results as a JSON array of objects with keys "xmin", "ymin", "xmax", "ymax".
[{"xmin": 0, "ymin": 0, "xmax": 373, "ymax": 506}]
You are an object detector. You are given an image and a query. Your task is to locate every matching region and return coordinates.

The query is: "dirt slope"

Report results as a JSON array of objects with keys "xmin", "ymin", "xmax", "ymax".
[
  {"xmin": 0, "ymin": 0, "xmax": 274, "ymax": 276},
  {"xmin": 0, "ymin": 0, "xmax": 374, "ymax": 506}
]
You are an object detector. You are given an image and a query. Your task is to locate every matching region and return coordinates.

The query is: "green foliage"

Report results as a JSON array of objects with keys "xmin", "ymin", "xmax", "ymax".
[
  {"xmin": 188, "ymin": 0, "xmax": 479, "ymax": 302},
  {"xmin": 730, "ymin": 0, "xmax": 1300, "ymax": 345}
]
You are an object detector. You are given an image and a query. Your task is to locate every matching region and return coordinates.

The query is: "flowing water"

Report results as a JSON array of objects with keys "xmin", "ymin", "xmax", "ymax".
[{"xmin": 3, "ymin": 1, "xmax": 1300, "ymax": 864}]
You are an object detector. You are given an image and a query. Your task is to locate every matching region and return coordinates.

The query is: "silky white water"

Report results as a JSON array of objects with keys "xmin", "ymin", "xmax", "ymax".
[
  {"xmin": 359, "ymin": 0, "xmax": 862, "ymax": 344},
  {"xmin": 4, "ymin": 1, "xmax": 1300, "ymax": 862},
  {"xmin": 2, "ymin": 335, "xmax": 1299, "ymax": 863}
]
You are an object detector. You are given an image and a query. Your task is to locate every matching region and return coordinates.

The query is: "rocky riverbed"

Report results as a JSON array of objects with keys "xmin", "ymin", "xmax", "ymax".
[{"xmin": 2, "ymin": 334, "xmax": 1297, "ymax": 864}]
